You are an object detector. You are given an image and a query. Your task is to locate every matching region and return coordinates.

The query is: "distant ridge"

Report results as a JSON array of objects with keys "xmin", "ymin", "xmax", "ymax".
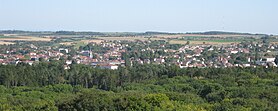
[
  {"xmin": 186, "ymin": 31, "xmax": 267, "ymax": 35},
  {"xmin": 0, "ymin": 30, "xmax": 269, "ymax": 36},
  {"xmin": 203, "ymin": 31, "xmax": 251, "ymax": 35}
]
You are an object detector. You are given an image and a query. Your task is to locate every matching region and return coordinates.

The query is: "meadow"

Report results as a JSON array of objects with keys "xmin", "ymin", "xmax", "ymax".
[
  {"xmin": 0, "ymin": 35, "xmax": 52, "ymax": 41},
  {"xmin": 95, "ymin": 36, "xmax": 165, "ymax": 41},
  {"xmin": 0, "ymin": 41, "xmax": 15, "ymax": 45}
]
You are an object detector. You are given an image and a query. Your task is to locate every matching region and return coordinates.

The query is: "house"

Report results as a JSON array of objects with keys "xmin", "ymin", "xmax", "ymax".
[
  {"xmin": 29, "ymin": 52, "xmax": 37, "ymax": 56},
  {"xmin": 30, "ymin": 44, "xmax": 38, "ymax": 49},
  {"xmin": 208, "ymin": 47, "xmax": 214, "ymax": 51},
  {"xmin": 256, "ymin": 57, "xmax": 277, "ymax": 67},
  {"xmin": 265, "ymin": 58, "xmax": 275, "ymax": 62},
  {"xmin": 99, "ymin": 64, "xmax": 118, "ymax": 70},
  {"xmin": 230, "ymin": 50, "xmax": 238, "ymax": 54},
  {"xmin": 179, "ymin": 63, "xmax": 187, "ymax": 68},
  {"xmin": 24, "ymin": 60, "xmax": 34, "ymax": 65},
  {"xmin": 81, "ymin": 50, "xmax": 92, "ymax": 58},
  {"xmin": 144, "ymin": 59, "xmax": 151, "ymax": 64},
  {"xmin": 154, "ymin": 58, "xmax": 165, "ymax": 64},
  {"xmin": 66, "ymin": 60, "xmax": 72, "ymax": 65},
  {"xmin": 30, "ymin": 56, "xmax": 39, "ymax": 61},
  {"xmin": 59, "ymin": 48, "xmax": 69, "ymax": 53},
  {"xmin": 91, "ymin": 61, "xmax": 101, "ymax": 66},
  {"xmin": 109, "ymin": 60, "xmax": 122, "ymax": 65},
  {"xmin": 64, "ymin": 65, "xmax": 70, "ymax": 70},
  {"xmin": 242, "ymin": 64, "xmax": 251, "ymax": 67}
]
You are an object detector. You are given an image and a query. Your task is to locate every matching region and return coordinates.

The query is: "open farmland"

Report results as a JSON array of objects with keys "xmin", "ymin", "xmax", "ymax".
[
  {"xmin": 59, "ymin": 42, "xmax": 75, "ymax": 45},
  {"xmin": 270, "ymin": 42, "xmax": 278, "ymax": 44},
  {"xmin": 0, "ymin": 41, "xmax": 15, "ymax": 45},
  {"xmin": 183, "ymin": 34, "xmax": 256, "ymax": 37},
  {"xmin": 94, "ymin": 34, "xmax": 257, "ymax": 46},
  {"xmin": 152, "ymin": 34, "xmax": 259, "ymax": 39},
  {"xmin": 60, "ymin": 40, "xmax": 104, "ymax": 45},
  {"xmin": 152, "ymin": 34, "xmax": 187, "ymax": 38},
  {"xmin": 0, "ymin": 36, "xmax": 52, "ymax": 41},
  {"xmin": 80, "ymin": 39, "xmax": 104, "ymax": 44},
  {"xmin": 95, "ymin": 36, "xmax": 165, "ymax": 41}
]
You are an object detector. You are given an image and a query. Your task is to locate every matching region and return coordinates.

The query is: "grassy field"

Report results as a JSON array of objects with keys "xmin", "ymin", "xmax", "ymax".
[
  {"xmin": 151, "ymin": 34, "xmax": 253, "ymax": 38},
  {"xmin": 60, "ymin": 40, "xmax": 104, "ymax": 49},
  {"xmin": 0, "ymin": 41, "xmax": 15, "ymax": 45},
  {"xmin": 0, "ymin": 33, "xmax": 262, "ymax": 46},
  {"xmin": 59, "ymin": 42, "xmax": 75, "ymax": 45},
  {"xmin": 0, "ymin": 36, "xmax": 52, "ymax": 41},
  {"xmin": 81, "ymin": 40, "xmax": 103, "ymax": 44},
  {"xmin": 153, "ymin": 34, "xmax": 257, "ymax": 39},
  {"xmin": 94, "ymin": 34, "xmax": 259, "ymax": 42},
  {"xmin": 152, "ymin": 34, "xmax": 187, "ymax": 38},
  {"xmin": 270, "ymin": 42, "xmax": 278, "ymax": 44},
  {"xmin": 0, "ymin": 36, "xmax": 17, "ymax": 38},
  {"xmin": 95, "ymin": 36, "xmax": 165, "ymax": 41}
]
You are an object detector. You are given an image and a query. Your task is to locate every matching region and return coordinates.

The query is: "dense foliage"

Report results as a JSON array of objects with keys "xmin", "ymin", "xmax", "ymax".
[{"xmin": 0, "ymin": 63, "xmax": 278, "ymax": 110}]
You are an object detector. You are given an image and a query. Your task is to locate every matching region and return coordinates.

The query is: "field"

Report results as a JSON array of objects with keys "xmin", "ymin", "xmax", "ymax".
[
  {"xmin": 0, "ymin": 41, "xmax": 15, "ymax": 45},
  {"xmin": 80, "ymin": 39, "xmax": 104, "ymax": 44},
  {"xmin": 95, "ymin": 36, "xmax": 165, "ymax": 41},
  {"xmin": 270, "ymin": 42, "xmax": 278, "ymax": 44},
  {"xmin": 0, "ymin": 33, "xmax": 265, "ymax": 46},
  {"xmin": 0, "ymin": 35, "xmax": 52, "ymax": 41},
  {"xmin": 0, "ymin": 35, "xmax": 17, "ymax": 38},
  {"xmin": 183, "ymin": 34, "xmax": 255, "ymax": 37},
  {"xmin": 152, "ymin": 34, "xmax": 187, "ymax": 38},
  {"xmin": 60, "ymin": 40, "xmax": 103, "ymax": 45},
  {"xmin": 93, "ymin": 34, "xmax": 257, "ymax": 46},
  {"xmin": 59, "ymin": 36, "xmax": 165, "ymax": 49},
  {"xmin": 60, "ymin": 40, "xmax": 104, "ymax": 49},
  {"xmin": 59, "ymin": 42, "xmax": 75, "ymax": 45},
  {"xmin": 153, "ymin": 34, "xmax": 257, "ymax": 39}
]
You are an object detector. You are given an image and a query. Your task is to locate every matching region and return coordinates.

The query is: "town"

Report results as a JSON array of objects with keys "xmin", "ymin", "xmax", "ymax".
[{"xmin": 1, "ymin": 32, "xmax": 277, "ymax": 70}]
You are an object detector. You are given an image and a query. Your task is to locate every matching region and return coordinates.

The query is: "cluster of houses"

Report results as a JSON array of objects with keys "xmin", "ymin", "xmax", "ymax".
[
  {"xmin": 125, "ymin": 42, "xmax": 278, "ymax": 68},
  {"xmin": 0, "ymin": 40, "xmax": 278, "ymax": 70}
]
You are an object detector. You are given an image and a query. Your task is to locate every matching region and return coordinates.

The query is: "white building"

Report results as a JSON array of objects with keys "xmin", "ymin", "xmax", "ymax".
[{"xmin": 100, "ymin": 65, "xmax": 118, "ymax": 70}]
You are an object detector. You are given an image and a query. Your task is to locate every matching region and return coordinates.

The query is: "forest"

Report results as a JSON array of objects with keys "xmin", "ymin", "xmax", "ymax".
[{"xmin": 0, "ymin": 62, "xmax": 278, "ymax": 111}]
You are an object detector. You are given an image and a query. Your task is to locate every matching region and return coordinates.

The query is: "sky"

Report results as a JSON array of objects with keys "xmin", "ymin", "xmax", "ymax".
[{"xmin": 0, "ymin": 0, "xmax": 277, "ymax": 34}]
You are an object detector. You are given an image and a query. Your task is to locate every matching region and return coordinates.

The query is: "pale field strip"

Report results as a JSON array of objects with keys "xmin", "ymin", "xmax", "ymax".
[
  {"xmin": 59, "ymin": 42, "xmax": 75, "ymax": 45},
  {"xmin": 0, "ymin": 36, "xmax": 52, "ymax": 41},
  {"xmin": 0, "ymin": 41, "xmax": 15, "ymax": 45},
  {"xmin": 154, "ymin": 34, "xmax": 256, "ymax": 38},
  {"xmin": 270, "ymin": 42, "xmax": 278, "ymax": 44},
  {"xmin": 95, "ymin": 34, "xmax": 257, "ymax": 40},
  {"xmin": 95, "ymin": 36, "xmax": 165, "ymax": 41},
  {"xmin": 81, "ymin": 39, "xmax": 104, "ymax": 44},
  {"xmin": 3, "ymin": 34, "xmax": 19, "ymax": 36},
  {"xmin": 60, "ymin": 40, "xmax": 104, "ymax": 45}
]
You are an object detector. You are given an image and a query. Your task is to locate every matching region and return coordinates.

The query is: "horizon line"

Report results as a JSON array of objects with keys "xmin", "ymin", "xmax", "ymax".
[{"xmin": 0, "ymin": 29, "xmax": 272, "ymax": 35}]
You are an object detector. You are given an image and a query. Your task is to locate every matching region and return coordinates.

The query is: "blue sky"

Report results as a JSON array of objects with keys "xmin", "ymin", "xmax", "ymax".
[{"xmin": 0, "ymin": 0, "xmax": 277, "ymax": 34}]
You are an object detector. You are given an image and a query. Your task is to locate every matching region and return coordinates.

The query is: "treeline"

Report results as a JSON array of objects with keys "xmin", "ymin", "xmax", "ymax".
[
  {"xmin": 0, "ymin": 63, "xmax": 278, "ymax": 110},
  {"xmin": 187, "ymin": 31, "xmax": 253, "ymax": 35},
  {"xmin": 54, "ymin": 31, "xmax": 105, "ymax": 36}
]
